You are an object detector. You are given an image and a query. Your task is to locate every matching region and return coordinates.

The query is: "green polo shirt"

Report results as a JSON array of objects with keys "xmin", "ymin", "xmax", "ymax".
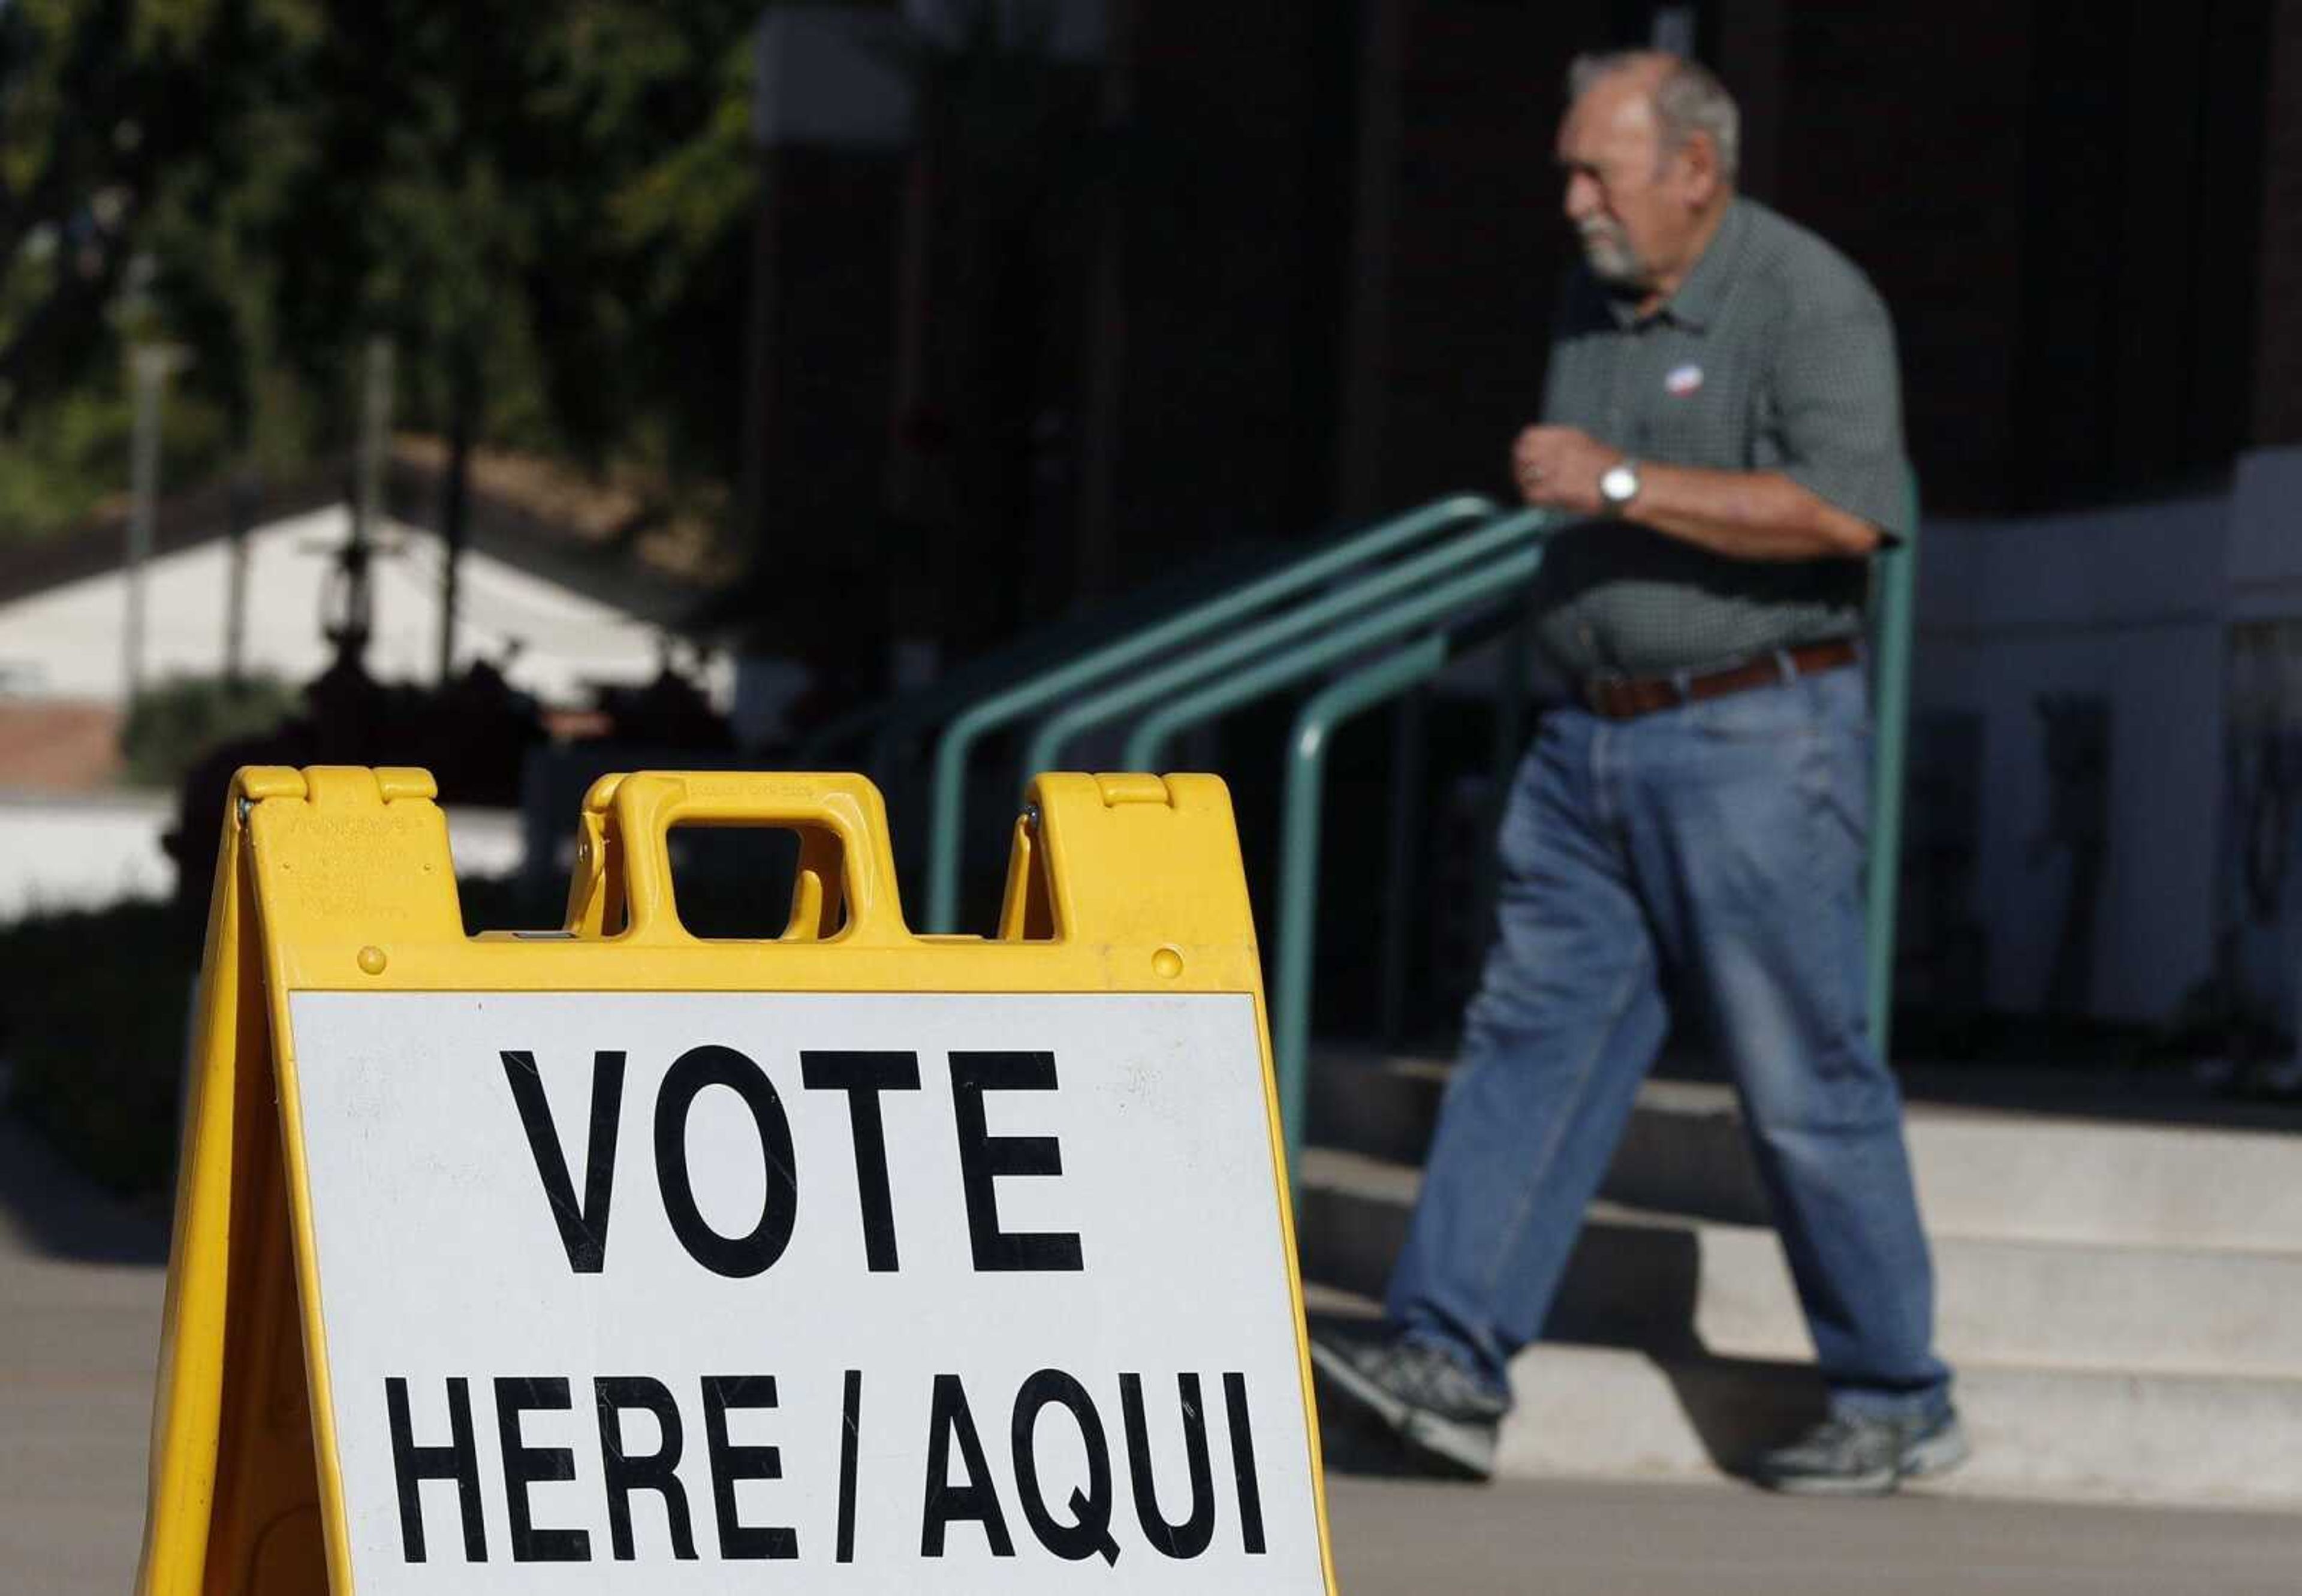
[{"xmin": 1530, "ymin": 197, "xmax": 1911, "ymax": 679}]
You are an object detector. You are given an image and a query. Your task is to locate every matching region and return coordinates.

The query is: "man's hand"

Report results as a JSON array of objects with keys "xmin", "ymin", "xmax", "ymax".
[{"xmin": 1511, "ymin": 425, "xmax": 1622, "ymax": 516}]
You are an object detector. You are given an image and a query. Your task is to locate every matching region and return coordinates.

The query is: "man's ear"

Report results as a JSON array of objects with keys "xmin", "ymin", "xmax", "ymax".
[{"xmin": 1676, "ymin": 131, "xmax": 1722, "ymax": 205}]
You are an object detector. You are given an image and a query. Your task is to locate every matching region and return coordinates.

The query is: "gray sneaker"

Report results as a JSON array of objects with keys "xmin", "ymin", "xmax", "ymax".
[
  {"xmin": 1308, "ymin": 1330, "xmax": 1509, "ymax": 1480},
  {"xmin": 1751, "ymin": 1408, "xmax": 1970, "ymax": 1496}
]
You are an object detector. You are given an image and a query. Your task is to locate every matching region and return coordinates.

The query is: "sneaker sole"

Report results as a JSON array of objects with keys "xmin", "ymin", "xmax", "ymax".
[
  {"xmin": 1307, "ymin": 1341, "xmax": 1499, "ymax": 1481},
  {"xmin": 1756, "ymin": 1420, "xmax": 1972, "ymax": 1497},
  {"xmin": 1901, "ymin": 1422, "xmax": 1972, "ymax": 1481},
  {"xmin": 1753, "ymin": 1463, "xmax": 1900, "ymax": 1497},
  {"xmin": 1399, "ymin": 1409, "xmax": 1500, "ymax": 1480}
]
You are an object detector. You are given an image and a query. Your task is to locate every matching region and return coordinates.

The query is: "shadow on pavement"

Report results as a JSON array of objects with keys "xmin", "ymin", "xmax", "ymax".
[{"xmin": 0, "ymin": 1114, "xmax": 170, "ymax": 1267}]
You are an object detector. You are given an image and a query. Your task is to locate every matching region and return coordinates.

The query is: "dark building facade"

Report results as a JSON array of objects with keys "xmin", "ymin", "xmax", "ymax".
[{"xmin": 742, "ymin": 0, "xmax": 2300, "ymax": 677}]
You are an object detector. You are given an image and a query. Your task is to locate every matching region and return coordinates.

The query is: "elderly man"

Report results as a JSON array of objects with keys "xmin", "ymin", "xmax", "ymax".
[{"xmin": 1309, "ymin": 51, "xmax": 1965, "ymax": 1496}]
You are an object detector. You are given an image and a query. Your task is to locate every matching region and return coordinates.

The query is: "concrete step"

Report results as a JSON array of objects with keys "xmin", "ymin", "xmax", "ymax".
[
  {"xmin": 1298, "ymin": 1147, "xmax": 2302, "ymax": 1380},
  {"xmin": 1305, "ymin": 1291, "xmax": 2302, "ymax": 1510},
  {"xmin": 1306, "ymin": 1051, "xmax": 2302, "ymax": 1252},
  {"xmin": 1503, "ymin": 1344, "xmax": 2302, "ymax": 1510}
]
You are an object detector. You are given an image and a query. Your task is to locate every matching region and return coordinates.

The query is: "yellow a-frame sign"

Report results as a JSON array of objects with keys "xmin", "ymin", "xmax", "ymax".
[{"xmin": 137, "ymin": 765, "xmax": 1334, "ymax": 1594}]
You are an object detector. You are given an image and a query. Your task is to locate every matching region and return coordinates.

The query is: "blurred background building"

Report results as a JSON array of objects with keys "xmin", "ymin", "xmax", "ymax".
[
  {"xmin": 739, "ymin": 0, "xmax": 2302, "ymax": 1047},
  {"xmin": 2, "ymin": 0, "xmax": 2299, "ymax": 1052}
]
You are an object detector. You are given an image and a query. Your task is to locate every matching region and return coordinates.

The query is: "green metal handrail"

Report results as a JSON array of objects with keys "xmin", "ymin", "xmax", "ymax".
[
  {"xmin": 1029, "ymin": 510, "xmax": 1551, "ymax": 779},
  {"xmin": 922, "ymin": 493, "xmax": 1500, "ymax": 931},
  {"xmin": 1116, "ymin": 519, "xmax": 1563, "ymax": 1188},
  {"xmin": 1128, "ymin": 499, "xmax": 1918, "ymax": 1186}
]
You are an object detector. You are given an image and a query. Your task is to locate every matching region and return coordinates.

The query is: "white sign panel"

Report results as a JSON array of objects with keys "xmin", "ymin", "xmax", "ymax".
[{"xmin": 286, "ymin": 990, "xmax": 1324, "ymax": 1594}]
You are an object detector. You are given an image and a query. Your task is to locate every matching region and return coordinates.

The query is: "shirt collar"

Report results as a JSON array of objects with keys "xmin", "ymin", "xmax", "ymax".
[{"xmin": 1606, "ymin": 196, "xmax": 1747, "ymax": 332}]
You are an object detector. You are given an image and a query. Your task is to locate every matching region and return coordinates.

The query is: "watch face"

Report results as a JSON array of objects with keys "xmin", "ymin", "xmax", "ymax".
[{"xmin": 1602, "ymin": 463, "xmax": 1639, "ymax": 504}]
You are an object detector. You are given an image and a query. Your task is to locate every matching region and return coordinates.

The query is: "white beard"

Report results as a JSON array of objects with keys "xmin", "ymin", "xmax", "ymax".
[{"xmin": 1578, "ymin": 223, "xmax": 1645, "ymax": 288}]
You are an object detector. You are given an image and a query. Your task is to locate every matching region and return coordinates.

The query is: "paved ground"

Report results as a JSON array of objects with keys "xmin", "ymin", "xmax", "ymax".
[
  {"xmin": 1, "ymin": 1116, "xmax": 171, "ymax": 1594},
  {"xmin": 7, "ymin": 1114, "xmax": 2301, "ymax": 1595},
  {"xmin": 1324, "ymin": 1474, "xmax": 2302, "ymax": 1595}
]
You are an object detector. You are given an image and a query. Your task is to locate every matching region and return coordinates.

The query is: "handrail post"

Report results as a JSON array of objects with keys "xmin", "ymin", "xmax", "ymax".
[
  {"xmin": 1866, "ymin": 503, "xmax": 1920, "ymax": 1059},
  {"xmin": 926, "ymin": 705, "xmax": 998, "ymax": 932},
  {"xmin": 1378, "ymin": 688, "xmax": 1428, "ymax": 1046},
  {"xmin": 1273, "ymin": 635, "xmax": 1452, "ymax": 1198}
]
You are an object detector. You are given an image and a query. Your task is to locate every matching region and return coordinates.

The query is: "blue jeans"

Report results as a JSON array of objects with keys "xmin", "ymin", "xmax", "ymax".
[{"xmin": 1386, "ymin": 665, "xmax": 1951, "ymax": 1422}]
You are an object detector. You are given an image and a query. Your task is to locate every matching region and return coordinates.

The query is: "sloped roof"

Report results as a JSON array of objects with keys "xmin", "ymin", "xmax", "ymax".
[{"xmin": 0, "ymin": 441, "xmax": 738, "ymax": 630}]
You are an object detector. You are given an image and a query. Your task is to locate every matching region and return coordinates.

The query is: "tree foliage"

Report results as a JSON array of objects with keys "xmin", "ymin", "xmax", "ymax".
[{"xmin": 0, "ymin": 0, "xmax": 763, "ymax": 541}]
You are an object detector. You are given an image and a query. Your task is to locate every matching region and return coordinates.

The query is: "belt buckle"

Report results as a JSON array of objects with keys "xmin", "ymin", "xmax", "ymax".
[{"xmin": 1583, "ymin": 673, "xmax": 1625, "ymax": 716}]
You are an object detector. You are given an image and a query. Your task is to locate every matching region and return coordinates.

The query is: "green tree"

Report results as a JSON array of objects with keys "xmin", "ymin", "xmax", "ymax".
[
  {"xmin": 0, "ymin": 0, "xmax": 275, "ymax": 535},
  {"xmin": 1, "ymin": 0, "xmax": 765, "ymax": 546}
]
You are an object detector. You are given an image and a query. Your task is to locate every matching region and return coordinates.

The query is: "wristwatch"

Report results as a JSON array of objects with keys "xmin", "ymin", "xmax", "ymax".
[{"xmin": 1598, "ymin": 457, "xmax": 1642, "ymax": 515}]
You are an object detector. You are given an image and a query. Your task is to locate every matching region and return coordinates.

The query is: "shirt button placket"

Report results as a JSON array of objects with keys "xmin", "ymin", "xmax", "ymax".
[{"xmin": 1605, "ymin": 331, "xmax": 1634, "ymax": 447}]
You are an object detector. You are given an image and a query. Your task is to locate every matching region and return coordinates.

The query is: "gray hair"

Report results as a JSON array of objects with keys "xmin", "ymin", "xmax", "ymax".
[{"xmin": 1566, "ymin": 50, "xmax": 1740, "ymax": 182}]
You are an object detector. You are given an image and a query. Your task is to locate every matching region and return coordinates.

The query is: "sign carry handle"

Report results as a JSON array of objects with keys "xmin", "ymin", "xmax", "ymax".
[{"xmin": 586, "ymin": 770, "xmax": 909, "ymax": 945}]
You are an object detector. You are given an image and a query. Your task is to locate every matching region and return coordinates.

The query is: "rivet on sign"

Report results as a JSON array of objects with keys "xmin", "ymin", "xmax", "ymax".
[
  {"xmin": 357, "ymin": 945, "xmax": 388, "ymax": 975},
  {"xmin": 1152, "ymin": 946, "xmax": 1185, "ymax": 980}
]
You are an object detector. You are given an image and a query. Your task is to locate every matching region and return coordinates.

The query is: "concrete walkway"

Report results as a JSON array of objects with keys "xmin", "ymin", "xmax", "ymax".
[
  {"xmin": 5, "ymin": 1114, "xmax": 2300, "ymax": 1595},
  {"xmin": 0, "ymin": 1117, "xmax": 168, "ymax": 1593},
  {"xmin": 1325, "ymin": 1473, "xmax": 2302, "ymax": 1595}
]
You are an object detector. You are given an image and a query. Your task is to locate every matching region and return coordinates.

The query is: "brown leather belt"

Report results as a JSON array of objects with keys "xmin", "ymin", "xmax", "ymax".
[{"xmin": 1581, "ymin": 637, "xmax": 1860, "ymax": 720}]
